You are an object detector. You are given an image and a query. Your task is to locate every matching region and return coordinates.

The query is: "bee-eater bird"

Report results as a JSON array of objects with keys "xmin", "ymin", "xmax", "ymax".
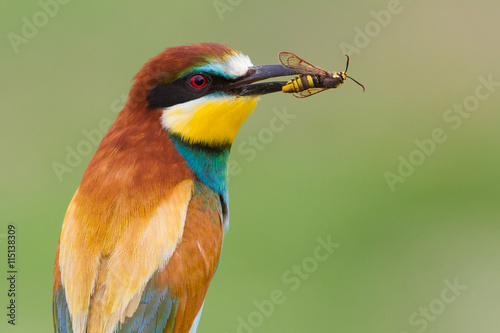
[{"xmin": 53, "ymin": 43, "xmax": 305, "ymax": 333}]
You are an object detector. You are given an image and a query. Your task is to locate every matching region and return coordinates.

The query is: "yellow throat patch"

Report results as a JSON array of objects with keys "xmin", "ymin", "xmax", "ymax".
[{"xmin": 161, "ymin": 95, "xmax": 259, "ymax": 146}]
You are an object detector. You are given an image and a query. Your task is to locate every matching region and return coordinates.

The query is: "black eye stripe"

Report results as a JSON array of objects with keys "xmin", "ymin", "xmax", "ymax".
[{"xmin": 147, "ymin": 73, "xmax": 234, "ymax": 109}]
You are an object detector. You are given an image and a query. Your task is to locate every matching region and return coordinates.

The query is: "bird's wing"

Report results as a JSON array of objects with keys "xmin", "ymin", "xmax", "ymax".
[
  {"xmin": 118, "ymin": 181, "xmax": 224, "ymax": 333},
  {"xmin": 53, "ymin": 180, "xmax": 223, "ymax": 333}
]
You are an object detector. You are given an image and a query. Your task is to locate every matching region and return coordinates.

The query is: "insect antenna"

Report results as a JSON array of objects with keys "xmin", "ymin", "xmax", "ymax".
[
  {"xmin": 343, "ymin": 54, "xmax": 365, "ymax": 92},
  {"xmin": 347, "ymin": 76, "xmax": 366, "ymax": 92},
  {"xmin": 344, "ymin": 54, "xmax": 350, "ymax": 72}
]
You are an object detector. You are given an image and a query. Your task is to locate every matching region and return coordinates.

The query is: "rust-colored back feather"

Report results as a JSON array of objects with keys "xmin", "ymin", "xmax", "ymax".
[{"xmin": 76, "ymin": 106, "xmax": 194, "ymax": 252}]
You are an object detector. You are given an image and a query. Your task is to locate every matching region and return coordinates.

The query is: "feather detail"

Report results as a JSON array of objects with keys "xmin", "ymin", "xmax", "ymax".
[{"xmin": 58, "ymin": 180, "xmax": 194, "ymax": 333}]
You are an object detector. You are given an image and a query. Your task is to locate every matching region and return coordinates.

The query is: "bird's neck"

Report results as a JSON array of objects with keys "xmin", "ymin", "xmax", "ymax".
[{"xmin": 169, "ymin": 133, "xmax": 230, "ymax": 204}]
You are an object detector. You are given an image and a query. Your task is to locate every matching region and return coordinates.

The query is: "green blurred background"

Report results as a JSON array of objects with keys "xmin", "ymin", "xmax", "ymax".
[{"xmin": 1, "ymin": 0, "xmax": 500, "ymax": 332}]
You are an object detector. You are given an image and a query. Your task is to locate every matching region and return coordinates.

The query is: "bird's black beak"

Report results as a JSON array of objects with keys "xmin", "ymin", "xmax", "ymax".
[{"xmin": 226, "ymin": 65, "xmax": 301, "ymax": 96}]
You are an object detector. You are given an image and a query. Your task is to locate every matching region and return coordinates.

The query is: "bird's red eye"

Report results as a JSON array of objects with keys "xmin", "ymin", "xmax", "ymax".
[{"xmin": 190, "ymin": 74, "xmax": 207, "ymax": 88}]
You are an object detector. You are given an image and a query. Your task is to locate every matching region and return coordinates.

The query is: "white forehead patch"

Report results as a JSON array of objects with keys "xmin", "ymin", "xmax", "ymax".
[
  {"xmin": 193, "ymin": 52, "xmax": 253, "ymax": 79},
  {"xmin": 224, "ymin": 52, "xmax": 253, "ymax": 77}
]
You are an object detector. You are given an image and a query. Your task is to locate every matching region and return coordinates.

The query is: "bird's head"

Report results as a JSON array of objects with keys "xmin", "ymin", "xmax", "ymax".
[{"xmin": 127, "ymin": 43, "xmax": 299, "ymax": 147}]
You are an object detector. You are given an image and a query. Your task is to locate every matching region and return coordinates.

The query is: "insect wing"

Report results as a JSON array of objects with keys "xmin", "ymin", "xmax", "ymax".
[
  {"xmin": 292, "ymin": 87, "xmax": 328, "ymax": 98},
  {"xmin": 279, "ymin": 52, "xmax": 329, "ymax": 76}
]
